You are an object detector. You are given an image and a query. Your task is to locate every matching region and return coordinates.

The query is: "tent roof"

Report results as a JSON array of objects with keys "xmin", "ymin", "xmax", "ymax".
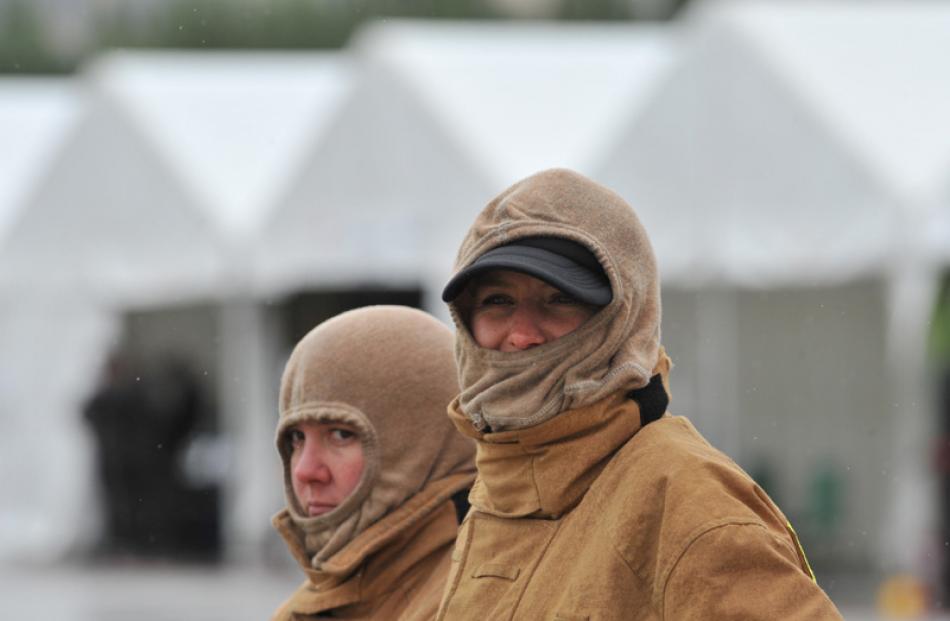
[
  {"xmin": 0, "ymin": 67, "xmax": 222, "ymax": 302},
  {"xmin": 597, "ymin": 1, "xmax": 936, "ymax": 286},
  {"xmin": 694, "ymin": 0, "xmax": 950, "ymax": 203},
  {"xmin": 0, "ymin": 78, "xmax": 81, "ymax": 244},
  {"xmin": 680, "ymin": 0, "xmax": 950, "ymax": 269},
  {"xmin": 253, "ymin": 20, "xmax": 678, "ymax": 296},
  {"xmin": 252, "ymin": 55, "xmax": 491, "ymax": 294},
  {"xmin": 93, "ymin": 50, "xmax": 353, "ymax": 240},
  {"xmin": 355, "ymin": 20, "xmax": 678, "ymax": 187}
]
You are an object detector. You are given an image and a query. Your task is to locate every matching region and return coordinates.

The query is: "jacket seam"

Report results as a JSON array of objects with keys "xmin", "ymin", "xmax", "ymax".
[
  {"xmin": 528, "ymin": 452, "xmax": 545, "ymax": 514},
  {"xmin": 509, "ymin": 519, "xmax": 563, "ymax": 620},
  {"xmin": 656, "ymin": 518, "xmax": 770, "ymax": 619},
  {"xmin": 610, "ymin": 538, "xmax": 653, "ymax": 611},
  {"xmin": 436, "ymin": 514, "xmax": 475, "ymax": 621}
]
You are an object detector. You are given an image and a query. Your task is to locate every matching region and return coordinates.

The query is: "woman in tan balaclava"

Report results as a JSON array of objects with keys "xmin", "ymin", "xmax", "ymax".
[
  {"xmin": 270, "ymin": 305, "xmax": 475, "ymax": 620},
  {"xmin": 436, "ymin": 169, "xmax": 842, "ymax": 620}
]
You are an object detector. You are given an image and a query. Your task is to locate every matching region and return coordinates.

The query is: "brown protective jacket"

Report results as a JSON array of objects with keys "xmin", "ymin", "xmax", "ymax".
[
  {"xmin": 439, "ymin": 170, "xmax": 842, "ymax": 619},
  {"xmin": 437, "ymin": 385, "xmax": 843, "ymax": 620}
]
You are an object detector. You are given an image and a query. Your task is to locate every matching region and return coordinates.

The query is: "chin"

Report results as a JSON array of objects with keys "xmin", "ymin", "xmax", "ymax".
[{"xmin": 307, "ymin": 504, "xmax": 336, "ymax": 517}]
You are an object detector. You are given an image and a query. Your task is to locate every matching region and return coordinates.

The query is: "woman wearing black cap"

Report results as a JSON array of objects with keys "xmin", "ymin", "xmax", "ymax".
[{"xmin": 436, "ymin": 169, "xmax": 842, "ymax": 620}]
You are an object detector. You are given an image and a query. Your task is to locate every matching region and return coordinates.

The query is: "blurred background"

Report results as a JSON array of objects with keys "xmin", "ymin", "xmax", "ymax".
[{"xmin": 1, "ymin": 0, "xmax": 950, "ymax": 619}]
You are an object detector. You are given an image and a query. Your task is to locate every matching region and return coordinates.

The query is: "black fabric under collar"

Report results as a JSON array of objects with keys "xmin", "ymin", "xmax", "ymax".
[
  {"xmin": 451, "ymin": 488, "xmax": 472, "ymax": 524},
  {"xmin": 627, "ymin": 373, "xmax": 668, "ymax": 426}
]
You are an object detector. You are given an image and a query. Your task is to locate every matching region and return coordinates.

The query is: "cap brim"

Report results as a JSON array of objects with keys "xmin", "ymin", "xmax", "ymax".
[{"xmin": 442, "ymin": 245, "xmax": 612, "ymax": 306}]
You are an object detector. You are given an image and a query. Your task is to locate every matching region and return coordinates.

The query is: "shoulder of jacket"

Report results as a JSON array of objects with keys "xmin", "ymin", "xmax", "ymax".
[
  {"xmin": 593, "ymin": 416, "xmax": 751, "ymax": 500},
  {"xmin": 586, "ymin": 416, "xmax": 790, "ymax": 582}
]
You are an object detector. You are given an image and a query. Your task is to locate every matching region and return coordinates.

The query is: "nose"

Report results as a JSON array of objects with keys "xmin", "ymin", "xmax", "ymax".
[
  {"xmin": 506, "ymin": 308, "xmax": 547, "ymax": 351},
  {"xmin": 293, "ymin": 443, "xmax": 332, "ymax": 487}
]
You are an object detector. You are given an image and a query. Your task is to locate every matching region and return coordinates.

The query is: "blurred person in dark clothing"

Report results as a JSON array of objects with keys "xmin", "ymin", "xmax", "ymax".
[
  {"xmin": 83, "ymin": 352, "xmax": 201, "ymax": 557},
  {"xmin": 83, "ymin": 351, "xmax": 149, "ymax": 555}
]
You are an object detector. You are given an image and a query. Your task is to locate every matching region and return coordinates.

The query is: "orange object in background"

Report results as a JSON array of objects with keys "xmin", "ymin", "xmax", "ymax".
[{"xmin": 877, "ymin": 575, "xmax": 928, "ymax": 619}]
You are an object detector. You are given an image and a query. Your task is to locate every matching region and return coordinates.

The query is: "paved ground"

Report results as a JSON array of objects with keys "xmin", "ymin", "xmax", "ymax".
[
  {"xmin": 0, "ymin": 561, "xmax": 295, "ymax": 621},
  {"xmin": 1, "ymin": 561, "xmax": 948, "ymax": 620}
]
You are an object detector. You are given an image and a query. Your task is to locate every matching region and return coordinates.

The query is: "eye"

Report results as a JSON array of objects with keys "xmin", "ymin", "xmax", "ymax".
[
  {"xmin": 287, "ymin": 428, "xmax": 305, "ymax": 449},
  {"xmin": 329, "ymin": 427, "xmax": 358, "ymax": 444},
  {"xmin": 479, "ymin": 293, "xmax": 514, "ymax": 306},
  {"xmin": 550, "ymin": 292, "xmax": 581, "ymax": 305}
]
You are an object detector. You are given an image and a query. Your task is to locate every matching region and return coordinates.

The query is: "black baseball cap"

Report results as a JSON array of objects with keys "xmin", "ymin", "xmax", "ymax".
[{"xmin": 441, "ymin": 236, "xmax": 612, "ymax": 306}]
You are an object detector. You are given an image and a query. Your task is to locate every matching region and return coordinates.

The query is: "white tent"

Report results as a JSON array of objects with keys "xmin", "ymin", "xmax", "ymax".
[
  {"xmin": 0, "ymin": 52, "xmax": 354, "ymax": 560},
  {"xmin": 0, "ymin": 51, "xmax": 355, "ymax": 302},
  {"xmin": 597, "ymin": 0, "xmax": 950, "ymax": 572},
  {"xmin": 596, "ymin": 14, "xmax": 900, "ymax": 285},
  {"xmin": 0, "ymin": 78, "xmax": 116, "ymax": 562},
  {"xmin": 93, "ymin": 51, "xmax": 354, "ymax": 248},
  {"xmin": 0, "ymin": 67, "xmax": 218, "ymax": 303},
  {"xmin": 357, "ymin": 21, "xmax": 677, "ymax": 191},
  {"xmin": 253, "ymin": 20, "xmax": 679, "ymax": 309},
  {"xmin": 91, "ymin": 50, "xmax": 358, "ymax": 559},
  {"xmin": 0, "ymin": 65, "xmax": 220, "ymax": 561},
  {"xmin": 0, "ymin": 79, "xmax": 80, "ymax": 247}
]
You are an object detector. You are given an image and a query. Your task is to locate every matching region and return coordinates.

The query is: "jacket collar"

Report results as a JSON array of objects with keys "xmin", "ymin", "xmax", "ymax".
[
  {"xmin": 450, "ymin": 353, "xmax": 671, "ymax": 519},
  {"xmin": 449, "ymin": 391, "xmax": 643, "ymax": 519}
]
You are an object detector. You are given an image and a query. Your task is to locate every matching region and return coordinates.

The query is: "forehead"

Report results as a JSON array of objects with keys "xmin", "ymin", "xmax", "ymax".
[{"xmin": 290, "ymin": 419, "xmax": 356, "ymax": 432}]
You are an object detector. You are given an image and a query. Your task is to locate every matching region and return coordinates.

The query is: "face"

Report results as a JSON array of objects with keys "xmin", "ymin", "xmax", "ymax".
[
  {"xmin": 465, "ymin": 270, "xmax": 599, "ymax": 352},
  {"xmin": 288, "ymin": 421, "xmax": 364, "ymax": 517}
]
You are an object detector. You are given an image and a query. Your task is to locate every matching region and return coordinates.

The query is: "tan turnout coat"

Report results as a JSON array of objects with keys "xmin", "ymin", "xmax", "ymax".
[
  {"xmin": 437, "ymin": 382, "xmax": 842, "ymax": 620},
  {"xmin": 439, "ymin": 169, "xmax": 843, "ymax": 620}
]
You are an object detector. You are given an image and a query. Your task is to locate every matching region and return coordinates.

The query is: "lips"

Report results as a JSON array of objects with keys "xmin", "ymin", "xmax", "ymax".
[{"xmin": 307, "ymin": 503, "xmax": 336, "ymax": 517}]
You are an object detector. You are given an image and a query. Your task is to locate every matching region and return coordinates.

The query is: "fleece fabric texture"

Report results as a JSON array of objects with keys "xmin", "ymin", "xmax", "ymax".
[
  {"xmin": 447, "ymin": 168, "xmax": 661, "ymax": 431},
  {"xmin": 272, "ymin": 305, "xmax": 475, "ymax": 619},
  {"xmin": 436, "ymin": 390, "xmax": 843, "ymax": 620}
]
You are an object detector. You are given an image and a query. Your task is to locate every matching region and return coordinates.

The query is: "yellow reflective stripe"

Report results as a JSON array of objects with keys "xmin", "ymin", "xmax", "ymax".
[{"xmin": 786, "ymin": 520, "xmax": 817, "ymax": 583}]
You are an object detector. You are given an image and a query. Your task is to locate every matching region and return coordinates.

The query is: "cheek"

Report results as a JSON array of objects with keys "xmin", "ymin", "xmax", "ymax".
[
  {"xmin": 470, "ymin": 314, "xmax": 503, "ymax": 349},
  {"xmin": 289, "ymin": 448, "xmax": 303, "ymax": 479},
  {"xmin": 548, "ymin": 309, "xmax": 595, "ymax": 339},
  {"xmin": 289, "ymin": 451, "xmax": 306, "ymax": 502},
  {"xmin": 335, "ymin": 446, "xmax": 365, "ymax": 498}
]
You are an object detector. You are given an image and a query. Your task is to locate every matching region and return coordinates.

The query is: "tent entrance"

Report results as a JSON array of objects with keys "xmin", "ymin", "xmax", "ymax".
[
  {"xmin": 84, "ymin": 303, "xmax": 222, "ymax": 561},
  {"xmin": 277, "ymin": 287, "xmax": 424, "ymax": 350}
]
